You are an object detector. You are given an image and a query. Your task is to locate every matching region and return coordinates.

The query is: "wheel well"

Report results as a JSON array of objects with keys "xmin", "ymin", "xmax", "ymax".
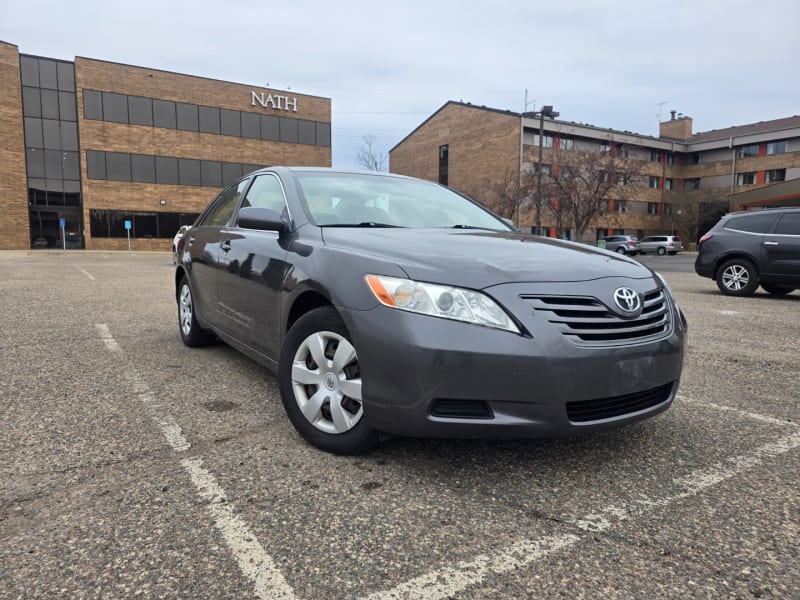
[
  {"xmin": 174, "ymin": 267, "xmax": 187, "ymax": 302},
  {"xmin": 286, "ymin": 291, "xmax": 333, "ymax": 334},
  {"xmin": 713, "ymin": 253, "xmax": 759, "ymax": 281}
]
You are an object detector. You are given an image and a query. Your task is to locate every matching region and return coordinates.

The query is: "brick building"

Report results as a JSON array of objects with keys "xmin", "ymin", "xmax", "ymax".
[
  {"xmin": 390, "ymin": 101, "xmax": 800, "ymax": 242},
  {"xmin": 0, "ymin": 41, "xmax": 331, "ymax": 250}
]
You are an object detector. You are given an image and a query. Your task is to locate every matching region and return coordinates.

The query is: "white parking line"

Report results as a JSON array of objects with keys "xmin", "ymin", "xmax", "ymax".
[
  {"xmin": 365, "ymin": 411, "xmax": 800, "ymax": 600},
  {"xmin": 96, "ymin": 324, "xmax": 295, "ymax": 600},
  {"xmin": 74, "ymin": 265, "xmax": 96, "ymax": 280},
  {"xmin": 678, "ymin": 394, "xmax": 798, "ymax": 428}
]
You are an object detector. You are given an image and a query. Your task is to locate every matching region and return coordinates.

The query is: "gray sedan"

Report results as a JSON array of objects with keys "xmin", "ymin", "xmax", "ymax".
[{"xmin": 175, "ymin": 167, "xmax": 687, "ymax": 454}]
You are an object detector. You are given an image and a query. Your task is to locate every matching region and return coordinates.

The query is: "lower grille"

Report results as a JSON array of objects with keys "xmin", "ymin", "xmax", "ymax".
[
  {"xmin": 430, "ymin": 399, "xmax": 494, "ymax": 419},
  {"xmin": 566, "ymin": 383, "xmax": 673, "ymax": 423}
]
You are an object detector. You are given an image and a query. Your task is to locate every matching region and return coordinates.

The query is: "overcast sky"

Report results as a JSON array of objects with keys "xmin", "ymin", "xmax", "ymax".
[{"xmin": 3, "ymin": 0, "xmax": 798, "ymax": 169}]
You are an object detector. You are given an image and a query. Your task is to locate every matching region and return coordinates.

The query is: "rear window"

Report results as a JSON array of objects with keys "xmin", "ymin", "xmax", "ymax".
[{"xmin": 724, "ymin": 213, "xmax": 778, "ymax": 234}]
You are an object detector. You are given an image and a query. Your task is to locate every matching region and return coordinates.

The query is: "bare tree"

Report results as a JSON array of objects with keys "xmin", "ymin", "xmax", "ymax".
[
  {"xmin": 478, "ymin": 167, "xmax": 533, "ymax": 221},
  {"xmin": 356, "ymin": 134, "xmax": 387, "ymax": 171},
  {"xmin": 541, "ymin": 143, "xmax": 647, "ymax": 240},
  {"xmin": 670, "ymin": 189, "xmax": 729, "ymax": 244}
]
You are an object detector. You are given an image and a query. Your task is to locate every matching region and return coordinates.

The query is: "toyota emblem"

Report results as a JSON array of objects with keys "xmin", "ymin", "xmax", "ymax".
[{"xmin": 613, "ymin": 287, "xmax": 641, "ymax": 313}]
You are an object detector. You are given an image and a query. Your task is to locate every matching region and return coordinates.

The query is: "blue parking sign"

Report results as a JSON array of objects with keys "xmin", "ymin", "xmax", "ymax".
[
  {"xmin": 124, "ymin": 220, "xmax": 132, "ymax": 230},
  {"xmin": 59, "ymin": 218, "xmax": 65, "ymax": 228}
]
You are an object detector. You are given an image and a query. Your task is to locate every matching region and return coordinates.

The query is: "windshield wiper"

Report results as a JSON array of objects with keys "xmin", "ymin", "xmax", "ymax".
[
  {"xmin": 450, "ymin": 224, "xmax": 497, "ymax": 230},
  {"xmin": 321, "ymin": 222, "xmax": 404, "ymax": 228}
]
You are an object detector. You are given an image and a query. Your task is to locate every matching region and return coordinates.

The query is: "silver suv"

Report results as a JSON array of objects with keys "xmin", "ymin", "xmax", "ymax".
[
  {"xmin": 640, "ymin": 235, "xmax": 682, "ymax": 255},
  {"xmin": 600, "ymin": 235, "xmax": 641, "ymax": 255}
]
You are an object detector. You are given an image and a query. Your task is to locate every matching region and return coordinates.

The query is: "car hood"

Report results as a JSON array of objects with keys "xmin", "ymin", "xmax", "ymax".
[{"xmin": 320, "ymin": 228, "xmax": 655, "ymax": 289}]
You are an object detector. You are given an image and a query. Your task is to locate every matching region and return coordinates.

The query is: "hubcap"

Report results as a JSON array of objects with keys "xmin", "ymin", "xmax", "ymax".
[
  {"xmin": 179, "ymin": 284, "xmax": 193, "ymax": 336},
  {"xmin": 722, "ymin": 265, "xmax": 749, "ymax": 291},
  {"xmin": 291, "ymin": 331, "xmax": 363, "ymax": 435}
]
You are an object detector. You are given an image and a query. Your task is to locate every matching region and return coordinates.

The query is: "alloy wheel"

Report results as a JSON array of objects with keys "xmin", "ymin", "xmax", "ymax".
[
  {"xmin": 722, "ymin": 264, "xmax": 750, "ymax": 291},
  {"xmin": 179, "ymin": 284, "xmax": 193, "ymax": 336}
]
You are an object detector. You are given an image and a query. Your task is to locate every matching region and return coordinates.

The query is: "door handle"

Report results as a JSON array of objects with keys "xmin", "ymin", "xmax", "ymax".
[
  {"xmin": 220, "ymin": 240, "xmax": 232, "ymax": 252},
  {"xmin": 764, "ymin": 241, "xmax": 779, "ymax": 246}
]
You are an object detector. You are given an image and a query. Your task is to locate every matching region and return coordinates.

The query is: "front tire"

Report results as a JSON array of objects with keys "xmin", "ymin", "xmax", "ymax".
[
  {"xmin": 657, "ymin": 247, "xmax": 667, "ymax": 256},
  {"xmin": 716, "ymin": 259, "xmax": 759, "ymax": 296},
  {"xmin": 279, "ymin": 306, "xmax": 378, "ymax": 455},
  {"xmin": 178, "ymin": 276, "xmax": 215, "ymax": 347}
]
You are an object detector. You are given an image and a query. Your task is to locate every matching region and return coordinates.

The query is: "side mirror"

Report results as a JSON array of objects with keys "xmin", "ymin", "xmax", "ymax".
[{"xmin": 237, "ymin": 207, "xmax": 287, "ymax": 232}]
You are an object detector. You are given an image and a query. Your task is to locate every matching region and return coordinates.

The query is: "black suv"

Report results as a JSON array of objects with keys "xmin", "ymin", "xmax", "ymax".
[{"xmin": 695, "ymin": 208, "xmax": 800, "ymax": 296}]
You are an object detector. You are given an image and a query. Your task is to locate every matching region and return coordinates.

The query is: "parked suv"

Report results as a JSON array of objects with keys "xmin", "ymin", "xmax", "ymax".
[
  {"xmin": 600, "ymin": 235, "xmax": 641, "ymax": 255},
  {"xmin": 695, "ymin": 208, "xmax": 800, "ymax": 296},
  {"xmin": 640, "ymin": 235, "xmax": 683, "ymax": 255}
]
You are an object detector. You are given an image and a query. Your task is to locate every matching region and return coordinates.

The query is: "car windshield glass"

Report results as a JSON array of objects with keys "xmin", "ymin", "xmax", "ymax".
[{"xmin": 292, "ymin": 171, "xmax": 511, "ymax": 230}]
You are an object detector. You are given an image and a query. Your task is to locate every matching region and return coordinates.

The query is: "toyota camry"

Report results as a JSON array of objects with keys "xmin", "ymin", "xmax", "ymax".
[{"xmin": 175, "ymin": 167, "xmax": 687, "ymax": 454}]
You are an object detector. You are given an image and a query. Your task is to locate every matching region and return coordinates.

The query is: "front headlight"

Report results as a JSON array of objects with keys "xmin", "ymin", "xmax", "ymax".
[{"xmin": 365, "ymin": 274, "xmax": 520, "ymax": 333}]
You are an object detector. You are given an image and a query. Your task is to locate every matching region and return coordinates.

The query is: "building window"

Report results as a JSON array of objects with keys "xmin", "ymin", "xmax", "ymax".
[
  {"xmin": 438, "ymin": 144, "xmax": 449, "ymax": 185},
  {"xmin": 686, "ymin": 152, "xmax": 701, "ymax": 164},
  {"xmin": 685, "ymin": 178, "xmax": 700, "ymax": 190},
  {"xmin": 766, "ymin": 169, "xmax": 786, "ymax": 183},
  {"xmin": 615, "ymin": 144, "xmax": 629, "ymax": 158},
  {"xmin": 737, "ymin": 172, "xmax": 756, "ymax": 186},
  {"xmin": 538, "ymin": 163, "xmax": 553, "ymax": 176},
  {"xmin": 737, "ymin": 144, "xmax": 759, "ymax": 158},
  {"xmin": 599, "ymin": 142, "xmax": 611, "ymax": 154},
  {"xmin": 666, "ymin": 153, "xmax": 675, "ymax": 165},
  {"xmin": 615, "ymin": 173, "xmax": 628, "ymax": 185},
  {"xmin": 598, "ymin": 170, "xmax": 610, "ymax": 183},
  {"xmin": 90, "ymin": 209, "xmax": 199, "ymax": 239},
  {"xmin": 767, "ymin": 141, "xmax": 788, "ymax": 155},
  {"xmin": 559, "ymin": 136, "xmax": 574, "ymax": 150},
  {"xmin": 650, "ymin": 150, "xmax": 661, "ymax": 162},
  {"xmin": 665, "ymin": 178, "xmax": 675, "ymax": 190},
  {"xmin": 647, "ymin": 202, "xmax": 659, "ymax": 215},
  {"xmin": 614, "ymin": 200, "xmax": 627, "ymax": 213},
  {"xmin": 663, "ymin": 204, "xmax": 672, "ymax": 215},
  {"xmin": 531, "ymin": 226, "xmax": 549, "ymax": 236},
  {"xmin": 649, "ymin": 176, "xmax": 660, "ymax": 189},
  {"xmin": 599, "ymin": 199, "xmax": 610, "ymax": 214},
  {"xmin": 533, "ymin": 133, "xmax": 554, "ymax": 148}
]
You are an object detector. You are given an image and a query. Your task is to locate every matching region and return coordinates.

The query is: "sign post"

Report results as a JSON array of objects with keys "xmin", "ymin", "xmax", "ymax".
[
  {"xmin": 125, "ymin": 220, "xmax": 132, "ymax": 251},
  {"xmin": 59, "ymin": 218, "xmax": 66, "ymax": 250}
]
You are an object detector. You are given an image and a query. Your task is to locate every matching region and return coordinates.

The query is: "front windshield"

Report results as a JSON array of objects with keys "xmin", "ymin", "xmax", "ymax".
[{"xmin": 292, "ymin": 171, "xmax": 511, "ymax": 230}]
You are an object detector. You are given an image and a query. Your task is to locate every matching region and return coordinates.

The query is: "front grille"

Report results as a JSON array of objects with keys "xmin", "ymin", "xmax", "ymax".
[
  {"xmin": 523, "ymin": 289, "xmax": 671, "ymax": 346},
  {"xmin": 430, "ymin": 399, "xmax": 494, "ymax": 419},
  {"xmin": 566, "ymin": 382, "xmax": 673, "ymax": 423}
]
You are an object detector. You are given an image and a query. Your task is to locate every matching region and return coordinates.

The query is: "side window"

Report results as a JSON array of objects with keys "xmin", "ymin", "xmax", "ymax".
[
  {"xmin": 724, "ymin": 214, "xmax": 777, "ymax": 234},
  {"xmin": 199, "ymin": 179, "xmax": 249, "ymax": 227},
  {"xmin": 239, "ymin": 174, "xmax": 287, "ymax": 214},
  {"xmin": 774, "ymin": 213, "xmax": 800, "ymax": 235}
]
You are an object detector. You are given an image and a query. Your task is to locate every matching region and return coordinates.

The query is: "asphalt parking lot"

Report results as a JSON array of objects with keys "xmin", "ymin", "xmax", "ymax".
[{"xmin": 1, "ymin": 250, "xmax": 798, "ymax": 599}]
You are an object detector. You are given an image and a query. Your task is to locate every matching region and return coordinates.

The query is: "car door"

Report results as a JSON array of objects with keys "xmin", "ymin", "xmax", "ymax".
[
  {"xmin": 185, "ymin": 179, "xmax": 250, "ymax": 328},
  {"xmin": 762, "ymin": 213, "xmax": 800, "ymax": 282},
  {"xmin": 217, "ymin": 173, "xmax": 292, "ymax": 361}
]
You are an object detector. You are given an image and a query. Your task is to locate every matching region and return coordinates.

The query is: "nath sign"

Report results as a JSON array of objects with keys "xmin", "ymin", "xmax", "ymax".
[{"xmin": 250, "ymin": 91, "xmax": 298, "ymax": 112}]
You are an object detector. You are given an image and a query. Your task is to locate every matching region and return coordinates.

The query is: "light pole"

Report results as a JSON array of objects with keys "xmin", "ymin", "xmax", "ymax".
[
  {"xmin": 534, "ymin": 105, "xmax": 559, "ymax": 234},
  {"xmin": 517, "ymin": 90, "xmax": 536, "ymax": 228}
]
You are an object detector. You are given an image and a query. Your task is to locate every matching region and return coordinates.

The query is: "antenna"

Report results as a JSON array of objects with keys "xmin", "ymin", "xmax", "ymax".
[{"xmin": 656, "ymin": 101, "xmax": 669, "ymax": 123}]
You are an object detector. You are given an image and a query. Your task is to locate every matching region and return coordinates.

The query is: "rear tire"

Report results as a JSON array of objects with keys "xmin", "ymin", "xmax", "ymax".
[
  {"xmin": 716, "ymin": 259, "xmax": 758, "ymax": 296},
  {"xmin": 615, "ymin": 247, "xmax": 626, "ymax": 254},
  {"xmin": 279, "ymin": 306, "xmax": 378, "ymax": 455},
  {"xmin": 178, "ymin": 276, "xmax": 215, "ymax": 347}
]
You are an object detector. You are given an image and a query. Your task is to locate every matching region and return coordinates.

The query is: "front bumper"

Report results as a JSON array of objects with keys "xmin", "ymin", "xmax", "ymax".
[{"xmin": 340, "ymin": 279, "xmax": 687, "ymax": 439}]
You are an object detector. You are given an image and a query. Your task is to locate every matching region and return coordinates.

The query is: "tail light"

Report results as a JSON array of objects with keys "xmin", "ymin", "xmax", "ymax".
[
  {"xmin": 627, "ymin": 240, "xmax": 636, "ymax": 245},
  {"xmin": 698, "ymin": 234, "xmax": 713, "ymax": 248}
]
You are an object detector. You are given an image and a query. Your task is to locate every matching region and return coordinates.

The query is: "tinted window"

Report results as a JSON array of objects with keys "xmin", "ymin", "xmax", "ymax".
[
  {"xmin": 178, "ymin": 158, "xmax": 201, "ymax": 186},
  {"xmin": 83, "ymin": 90, "xmax": 103, "ymax": 120},
  {"xmin": 103, "ymin": 92, "xmax": 129, "ymax": 124},
  {"xmin": 57, "ymin": 62, "xmax": 75, "ymax": 92},
  {"xmin": 241, "ymin": 112, "xmax": 260, "ymax": 139},
  {"xmin": 198, "ymin": 106, "xmax": 220, "ymax": 134},
  {"xmin": 86, "ymin": 150, "xmax": 106, "ymax": 179},
  {"xmin": 42, "ymin": 119, "xmax": 61, "ymax": 149},
  {"xmin": 176, "ymin": 103, "xmax": 198, "ymax": 131},
  {"xmin": 261, "ymin": 115, "xmax": 279, "ymax": 141},
  {"xmin": 129, "ymin": 96, "xmax": 154, "ymax": 126},
  {"xmin": 106, "ymin": 152, "xmax": 132, "ymax": 181},
  {"xmin": 316, "ymin": 122, "xmax": 331, "ymax": 147},
  {"xmin": 44, "ymin": 149, "xmax": 63, "ymax": 178},
  {"xmin": 60, "ymin": 122, "xmax": 78, "ymax": 151},
  {"xmin": 279, "ymin": 117, "xmax": 298, "ymax": 143},
  {"xmin": 153, "ymin": 100, "xmax": 177, "ymax": 129},
  {"xmin": 38, "ymin": 60, "xmax": 58, "ymax": 89},
  {"xmin": 774, "ymin": 214, "xmax": 800, "ymax": 236},
  {"xmin": 200, "ymin": 160, "xmax": 222, "ymax": 188},
  {"xmin": 24, "ymin": 117, "xmax": 43, "ymax": 148},
  {"xmin": 156, "ymin": 156, "xmax": 179, "ymax": 185},
  {"xmin": 59, "ymin": 92, "xmax": 77, "ymax": 121},
  {"xmin": 240, "ymin": 174, "xmax": 286, "ymax": 214},
  {"xmin": 20, "ymin": 56, "xmax": 39, "ymax": 87},
  {"xmin": 724, "ymin": 214, "xmax": 777, "ymax": 234},
  {"xmin": 63, "ymin": 151, "xmax": 80, "ymax": 180},
  {"xmin": 41, "ymin": 89, "xmax": 60, "ymax": 119},
  {"xmin": 131, "ymin": 154, "xmax": 156, "ymax": 183},
  {"xmin": 222, "ymin": 162, "xmax": 244, "ymax": 186},
  {"xmin": 220, "ymin": 109, "xmax": 241, "ymax": 137},
  {"xmin": 22, "ymin": 87, "xmax": 41, "ymax": 117},
  {"xmin": 298, "ymin": 120, "xmax": 316, "ymax": 145},
  {"xmin": 26, "ymin": 148, "xmax": 45, "ymax": 178},
  {"xmin": 201, "ymin": 179, "xmax": 249, "ymax": 227}
]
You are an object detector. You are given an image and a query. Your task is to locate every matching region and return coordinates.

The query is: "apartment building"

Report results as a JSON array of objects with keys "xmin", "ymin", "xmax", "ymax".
[
  {"xmin": 0, "ymin": 40, "xmax": 332, "ymax": 250},
  {"xmin": 389, "ymin": 102, "xmax": 800, "ymax": 242}
]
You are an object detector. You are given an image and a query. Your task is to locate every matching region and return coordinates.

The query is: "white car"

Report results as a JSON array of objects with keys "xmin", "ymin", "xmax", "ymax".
[{"xmin": 172, "ymin": 225, "xmax": 191, "ymax": 264}]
